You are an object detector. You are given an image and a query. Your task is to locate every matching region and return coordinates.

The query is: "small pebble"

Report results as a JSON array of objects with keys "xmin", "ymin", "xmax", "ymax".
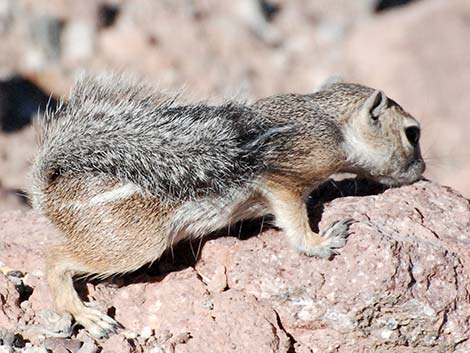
[
  {"xmin": 44, "ymin": 337, "xmax": 82, "ymax": 353},
  {"xmin": 122, "ymin": 330, "xmax": 137, "ymax": 339},
  {"xmin": 7, "ymin": 270, "xmax": 24, "ymax": 278},
  {"xmin": 0, "ymin": 328, "xmax": 15, "ymax": 346},
  {"xmin": 22, "ymin": 347, "xmax": 48, "ymax": 353},
  {"xmin": 140, "ymin": 326, "xmax": 153, "ymax": 339},
  {"xmin": 148, "ymin": 345, "xmax": 165, "ymax": 353},
  {"xmin": 0, "ymin": 345, "xmax": 13, "ymax": 353},
  {"xmin": 207, "ymin": 266, "xmax": 228, "ymax": 293}
]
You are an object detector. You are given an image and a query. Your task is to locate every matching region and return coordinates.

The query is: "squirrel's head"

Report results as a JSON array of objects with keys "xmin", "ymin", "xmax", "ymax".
[{"xmin": 341, "ymin": 87, "xmax": 425, "ymax": 186}]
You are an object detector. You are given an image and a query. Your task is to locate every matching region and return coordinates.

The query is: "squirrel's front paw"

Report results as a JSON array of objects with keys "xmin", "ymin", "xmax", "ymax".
[{"xmin": 299, "ymin": 218, "xmax": 354, "ymax": 258}]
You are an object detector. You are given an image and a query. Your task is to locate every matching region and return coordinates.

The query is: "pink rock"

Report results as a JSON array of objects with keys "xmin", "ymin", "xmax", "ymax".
[
  {"xmin": 43, "ymin": 337, "xmax": 82, "ymax": 353},
  {"xmin": 0, "ymin": 274, "xmax": 22, "ymax": 330},
  {"xmin": 25, "ymin": 274, "xmax": 54, "ymax": 313},
  {"xmin": 0, "ymin": 210, "xmax": 61, "ymax": 274},
  {"xmin": 196, "ymin": 181, "xmax": 470, "ymax": 352},
  {"xmin": 100, "ymin": 334, "xmax": 132, "ymax": 353},
  {"xmin": 113, "ymin": 267, "xmax": 291, "ymax": 352},
  {"xmin": 1, "ymin": 180, "xmax": 470, "ymax": 352}
]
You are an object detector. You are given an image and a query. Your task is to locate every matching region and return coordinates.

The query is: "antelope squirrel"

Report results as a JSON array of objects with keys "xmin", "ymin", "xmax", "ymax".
[{"xmin": 31, "ymin": 75, "xmax": 425, "ymax": 338}]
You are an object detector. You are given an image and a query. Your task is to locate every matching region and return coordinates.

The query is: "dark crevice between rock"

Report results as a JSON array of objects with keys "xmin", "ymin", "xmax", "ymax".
[
  {"xmin": 18, "ymin": 283, "xmax": 34, "ymax": 303},
  {"xmin": 406, "ymin": 257, "xmax": 417, "ymax": 289},
  {"xmin": 106, "ymin": 306, "xmax": 117, "ymax": 320},
  {"xmin": 436, "ymin": 307, "xmax": 449, "ymax": 339},
  {"xmin": 14, "ymin": 334, "xmax": 26, "ymax": 348},
  {"xmin": 455, "ymin": 337, "xmax": 470, "ymax": 349},
  {"xmin": 374, "ymin": 0, "xmax": 418, "ymax": 13},
  {"xmin": 126, "ymin": 337, "xmax": 138, "ymax": 352},
  {"xmin": 7, "ymin": 271, "xmax": 33, "ymax": 303},
  {"xmin": 273, "ymin": 310, "xmax": 297, "ymax": 353},
  {"xmin": 0, "ymin": 330, "xmax": 26, "ymax": 348},
  {"xmin": 0, "ymin": 75, "xmax": 58, "ymax": 133},
  {"xmin": 13, "ymin": 189, "xmax": 31, "ymax": 207},
  {"xmin": 259, "ymin": 0, "xmax": 281, "ymax": 22},
  {"xmin": 97, "ymin": 3, "xmax": 121, "ymax": 29}
]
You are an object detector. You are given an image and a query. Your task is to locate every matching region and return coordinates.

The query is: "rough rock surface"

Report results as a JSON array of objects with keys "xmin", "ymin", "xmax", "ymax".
[{"xmin": 0, "ymin": 180, "xmax": 469, "ymax": 352}]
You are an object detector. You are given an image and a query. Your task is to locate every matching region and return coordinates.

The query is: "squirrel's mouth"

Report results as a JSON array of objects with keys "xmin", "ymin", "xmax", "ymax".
[
  {"xmin": 376, "ymin": 158, "xmax": 426, "ymax": 187},
  {"xmin": 406, "ymin": 158, "xmax": 426, "ymax": 174}
]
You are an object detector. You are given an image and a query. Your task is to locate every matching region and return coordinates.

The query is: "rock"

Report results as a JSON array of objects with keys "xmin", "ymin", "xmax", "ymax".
[
  {"xmin": 37, "ymin": 310, "xmax": 73, "ymax": 339},
  {"xmin": 112, "ymin": 267, "xmax": 291, "ymax": 352},
  {"xmin": 0, "ymin": 210, "xmax": 61, "ymax": 274},
  {"xmin": 0, "ymin": 328, "xmax": 15, "ymax": 346},
  {"xmin": 0, "ymin": 187, "xmax": 29, "ymax": 212},
  {"xmin": 100, "ymin": 335, "xmax": 132, "ymax": 353},
  {"xmin": 76, "ymin": 334, "xmax": 98, "ymax": 353},
  {"xmin": 1, "ymin": 180, "xmax": 469, "ymax": 352},
  {"xmin": 26, "ymin": 15, "xmax": 63, "ymax": 68},
  {"xmin": 43, "ymin": 337, "xmax": 82, "ymax": 353},
  {"xmin": 196, "ymin": 180, "xmax": 470, "ymax": 352},
  {"xmin": 61, "ymin": 21, "xmax": 96, "ymax": 62},
  {"xmin": 0, "ymin": 0, "xmax": 14, "ymax": 34},
  {"xmin": 344, "ymin": 0, "xmax": 470, "ymax": 197},
  {"xmin": 21, "ymin": 347, "xmax": 48, "ymax": 353},
  {"xmin": 205, "ymin": 265, "xmax": 228, "ymax": 294},
  {"xmin": 0, "ymin": 273, "xmax": 22, "ymax": 330}
]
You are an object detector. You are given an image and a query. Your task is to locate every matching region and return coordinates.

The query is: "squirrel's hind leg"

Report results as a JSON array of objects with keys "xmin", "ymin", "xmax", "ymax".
[
  {"xmin": 43, "ymin": 176, "xmax": 173, "ymax": 338},
  {"xmin": 46, "ymin": 245, "xmax": 120, "ymax": 338}
]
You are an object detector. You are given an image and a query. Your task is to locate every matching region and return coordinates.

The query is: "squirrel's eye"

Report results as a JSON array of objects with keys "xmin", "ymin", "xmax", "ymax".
[{"xmin": 405, "ymin": 126, "xmax": 420, "ymax": 146}]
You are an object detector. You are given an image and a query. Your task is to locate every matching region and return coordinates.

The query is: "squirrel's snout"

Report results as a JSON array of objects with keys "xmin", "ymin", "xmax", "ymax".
[{"xmin": 403, "ymin": 157, "xmax": 426, "ymax": 183}]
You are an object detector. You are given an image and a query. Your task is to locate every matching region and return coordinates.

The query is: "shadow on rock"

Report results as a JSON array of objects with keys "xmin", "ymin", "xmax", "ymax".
[
  {"xmin": 307, "ymin": 177, "xmax": 388, "ymax": 231},
  {"xmin": 0, "ymin": 75, "xmax": 58, "ymax": 133},
  {"xmin": 90, "ymin": 177, "xmax": 389, "ymax": 290}
]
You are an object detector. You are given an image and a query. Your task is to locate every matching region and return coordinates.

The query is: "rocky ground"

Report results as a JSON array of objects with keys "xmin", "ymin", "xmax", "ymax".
[
  {"xmin": 1, "ymin": 180, "xmax": 470, "ymax": 352},
  {"xmin": 1, "ymin": 0, "xmax": 470, "ymax": 352}
]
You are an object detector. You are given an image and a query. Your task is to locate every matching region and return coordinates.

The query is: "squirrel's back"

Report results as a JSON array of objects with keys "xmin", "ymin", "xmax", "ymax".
[{"xmin": 31, "ymin": 75, "xmax": 287, "ymax": 210}]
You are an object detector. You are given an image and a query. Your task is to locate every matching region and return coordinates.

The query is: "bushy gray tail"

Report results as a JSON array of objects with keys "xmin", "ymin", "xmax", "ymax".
[{"xmin": 30, "ymin": 74, "xmax": 291, "ymax": 207}]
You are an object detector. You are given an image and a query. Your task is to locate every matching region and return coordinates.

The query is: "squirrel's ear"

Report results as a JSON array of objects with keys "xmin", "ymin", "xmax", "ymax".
[
  {"xmin": 364, "ymin": 90, "xmax": 388, "ymax": 120},
  {"xmin": 318, "ymin": 75, "xmax": 344, "ymax": 91}
]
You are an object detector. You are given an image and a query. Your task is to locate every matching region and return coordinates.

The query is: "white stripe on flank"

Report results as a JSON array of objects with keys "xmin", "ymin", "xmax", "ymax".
[{"xmin": 89, "ymin": 183, "xmax": 140, "ymax": 205}]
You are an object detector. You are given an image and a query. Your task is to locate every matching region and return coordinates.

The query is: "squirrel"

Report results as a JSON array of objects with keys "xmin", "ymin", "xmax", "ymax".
[{"xmin": 30, "ymin": 74, "xmax": 425, "ymax": 338}]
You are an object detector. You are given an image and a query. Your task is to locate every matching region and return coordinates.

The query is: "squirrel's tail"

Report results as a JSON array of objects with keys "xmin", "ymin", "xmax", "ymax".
[{"xmin": 29, "ymin": 73, "xmax": 175, "ymax": 210}]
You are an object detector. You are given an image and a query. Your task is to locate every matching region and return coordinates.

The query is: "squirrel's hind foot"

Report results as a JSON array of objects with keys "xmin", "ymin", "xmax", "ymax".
[{"xmin": 74, "ymin": 303, "xmax": 122, "ymax": 339}]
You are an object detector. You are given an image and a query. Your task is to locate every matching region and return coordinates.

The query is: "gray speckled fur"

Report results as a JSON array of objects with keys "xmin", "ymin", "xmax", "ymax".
[{"xmin": 32, "ymin": 75, "xmax": 291, "ymax": 203}]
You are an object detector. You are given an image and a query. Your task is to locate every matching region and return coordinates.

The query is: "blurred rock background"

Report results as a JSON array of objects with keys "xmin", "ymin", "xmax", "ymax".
[{"xmin": 0, "ymin": 0, "xmax": 469, "ymax": 210}]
